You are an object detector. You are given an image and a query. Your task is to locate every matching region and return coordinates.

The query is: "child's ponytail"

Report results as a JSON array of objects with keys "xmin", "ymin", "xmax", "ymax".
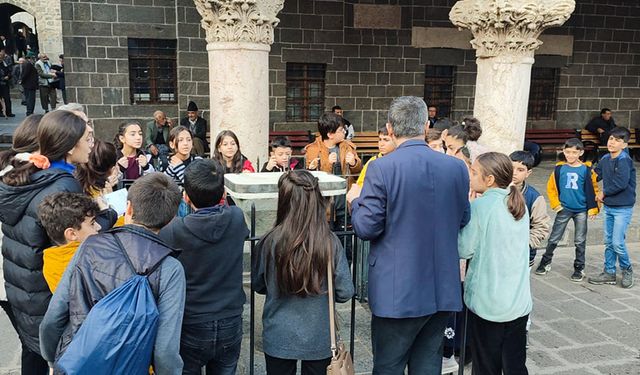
[
  {"xmin": 507, "ymin": 184, "xmax": 526, "ymax": 221},
  {"xmin": 476, "ymin": 152, "xmax": 526, "ymax": 221}
]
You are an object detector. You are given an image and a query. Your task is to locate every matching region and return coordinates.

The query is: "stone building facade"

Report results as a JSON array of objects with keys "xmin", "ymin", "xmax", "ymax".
[
  {"xmin": 6, "ymin": 0, "xmax": 636, "ymax": 140},
  {"xmin": 0, "ymin": 0, "xmax": 63, "ymax": 63}
]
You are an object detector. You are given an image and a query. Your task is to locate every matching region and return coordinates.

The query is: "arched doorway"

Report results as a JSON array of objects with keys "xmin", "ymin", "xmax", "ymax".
[{"xmin": 0, "ymin": 0, "xmax": 62, "ymax": 63}]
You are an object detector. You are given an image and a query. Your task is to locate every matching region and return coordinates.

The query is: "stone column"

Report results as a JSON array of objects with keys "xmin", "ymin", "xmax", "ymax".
[
  {"xmin": 450, "ymin": 0, "xmax": 575, "ymax": 155},
  {"xmin": 193, "ymin": 0, "xmax": 284, "ymax": 164}
]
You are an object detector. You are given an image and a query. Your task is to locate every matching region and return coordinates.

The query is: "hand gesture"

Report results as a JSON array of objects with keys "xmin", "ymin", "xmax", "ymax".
[
  {"xmin": 596, "ymin": 191, "xmax": 604, "ymax": 203},
  {"xmin": 266, "ymin": 153, "xmax": 277, "ymax": 171},
  {"xmin": 308, "ymin": 157, "xmax": 321, "ymax": 170},
  {"xmin": 328, "ymin": 152, "xmax": 338, "ymax": 164},
  {"xmin": 346, "ymin": 183, "xmax": 362, "ymax": 204},
  {"xmin": 138, "ymin": 154, "xmax": 148, "ymax": 168},
  {"xmin": 166, "ymin": 118, "xmax": 173, "ymax": 127},
  {"xmin": 345, "ymin": 152, "xmax": 356, "ymax": 167},
  {"xmin": 117, "ymin": 155, "xmax": 128, "ymax": 169},
  {"xmin": 149, "ymin": 145, "xmax": 159, "ymax": 157}
]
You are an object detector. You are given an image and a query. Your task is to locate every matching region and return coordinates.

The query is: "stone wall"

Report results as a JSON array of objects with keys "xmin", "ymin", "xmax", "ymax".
[
  {"xmin": 57, "ymin": 0, "xmax": 640, "ymax": 138},
  {"xmin": 60, "ymin": 0, "xmax": 208, "ymax": 141},
  {"xmin": 2, "ymin": 0, "xmax": 64, "ymax": 63},
  {"xmin": 553, "ymin": 0, "xmax": 640, "ymax": 129},
  {"xmin": 270, "ymin": 0, "xmax": 640, "ymax": 131}
]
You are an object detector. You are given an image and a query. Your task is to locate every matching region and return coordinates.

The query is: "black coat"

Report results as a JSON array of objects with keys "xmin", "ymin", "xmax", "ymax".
[
  {"xmin": 20, "ymin": 60, "xmax": 38, "ymax": 90},
  {"xmin": 159, "ymin": 205, "xmax": 247, "ymax": 324},
  {"xmin": 0, "ymin": 168, "xmax": 82, "ymax": 353},
  {"xmin": 180, "ymin": 117, "xmax": 208, "ymax": 145}
]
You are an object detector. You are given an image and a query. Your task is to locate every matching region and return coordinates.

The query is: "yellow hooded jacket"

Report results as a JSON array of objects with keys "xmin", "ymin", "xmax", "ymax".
[{"xmin": 547, "ymin": 161, "xmax": 600, "ymax": 216}]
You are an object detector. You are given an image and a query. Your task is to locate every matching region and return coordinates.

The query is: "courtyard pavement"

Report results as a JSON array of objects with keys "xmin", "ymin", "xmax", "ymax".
[{"xmin": 0, "ymin": 243, "xmax": 639, "ymax": 374}]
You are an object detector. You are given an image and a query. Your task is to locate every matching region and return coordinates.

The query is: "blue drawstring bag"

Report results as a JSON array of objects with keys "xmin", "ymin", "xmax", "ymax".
[{"xmin": 55, "ymin": 235, "xmax": 165, "ymax": 375}]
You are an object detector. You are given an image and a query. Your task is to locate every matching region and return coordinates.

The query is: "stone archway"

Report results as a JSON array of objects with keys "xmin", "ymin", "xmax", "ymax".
[{"xmin": 0, "ymin": 0, "xmax": 63, "ymax": 62}]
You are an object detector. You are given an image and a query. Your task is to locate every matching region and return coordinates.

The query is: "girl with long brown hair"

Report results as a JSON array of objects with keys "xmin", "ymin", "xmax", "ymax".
[
  {"xmin": 0, "ymin": 110, "xmax": 92, "ymax": 374},
  {"xmin": 213, "ymin": 130, "xmax": 254, "ymax": 173},
  {"xmin": 252, "ymin": 170, "xmax": 354, "ymax": 375},
  {"xmin": 458, "ymin": 152, "xmax": 531, "ymax": 375}
]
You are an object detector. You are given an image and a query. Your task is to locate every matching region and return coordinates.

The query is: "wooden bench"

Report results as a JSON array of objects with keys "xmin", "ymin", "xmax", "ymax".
[
  {"xmin": 352, "ymin": 131, "xmax": 379, "ymax": 158},
  {"xmin": 580, "ymin": 128, "xmax": 640, "ymax": 161},
  {"xmin": 205, "ymin": 130, "xmax": 314, "ymax": 156},
  {"xmin": 524, "ymin": 129, "xmax": 580, "ymax": 154}
]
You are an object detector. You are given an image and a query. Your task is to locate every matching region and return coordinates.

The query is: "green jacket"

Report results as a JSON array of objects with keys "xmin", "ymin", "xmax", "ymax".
[
  {"xmin": 458, "ymin": 188, "xmax": 532, "ymax": 322},
  {"xmin": 145, "ymin": 120, "xmax": 170, "ymax": 149}
]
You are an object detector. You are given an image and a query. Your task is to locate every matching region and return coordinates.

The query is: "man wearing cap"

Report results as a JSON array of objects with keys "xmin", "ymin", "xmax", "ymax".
[{"xmin": 180, "ymin": 101, "xmax": 208, "ymax": 156}]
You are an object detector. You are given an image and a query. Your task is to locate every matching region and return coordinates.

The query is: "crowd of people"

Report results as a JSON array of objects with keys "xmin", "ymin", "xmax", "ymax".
[
  {"xmin": 0, "ymin": 48, "xmax": 67, "ymax": 118},
  {"xmin": 0, "ymin": 95, "xmax": 635, "ymax": 375}
]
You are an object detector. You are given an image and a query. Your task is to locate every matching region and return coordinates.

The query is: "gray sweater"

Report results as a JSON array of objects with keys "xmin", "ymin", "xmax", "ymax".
[{"xmin": 252, "ymin": 233, "xmax": 354, "ymax": 360}]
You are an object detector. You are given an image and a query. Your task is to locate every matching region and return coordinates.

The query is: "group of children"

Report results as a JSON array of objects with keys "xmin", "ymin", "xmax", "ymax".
[{"xmin": 0, "ymin": 104, "xmax": 636, "ymax": 375}]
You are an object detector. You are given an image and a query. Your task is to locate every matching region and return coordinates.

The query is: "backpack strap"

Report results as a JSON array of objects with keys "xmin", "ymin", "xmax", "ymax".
[{"xmin": 112, "ymin": 233, "xmax": 168, "ymax": 277}]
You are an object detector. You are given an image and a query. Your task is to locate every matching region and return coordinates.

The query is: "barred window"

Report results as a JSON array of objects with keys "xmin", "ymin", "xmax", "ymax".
[
  {"xmin": 528, "ymin": 67, "xmax": 559, "ymax": 120},
  {"xmin": 286, "ymin": 63, "xmax": 326, "ymax": 122},
  {"xmin": 128, "ymin": 39, "xmax": 177, "ymax": 104},
  {"xmin": 424, "ymin": 65, "xmax": 456, "ymax": 118}
]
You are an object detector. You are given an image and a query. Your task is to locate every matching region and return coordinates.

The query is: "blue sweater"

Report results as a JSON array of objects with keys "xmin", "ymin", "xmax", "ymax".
[{"xmin": 595, "ymin": 152, "xmax": 636, "ymax": 207}]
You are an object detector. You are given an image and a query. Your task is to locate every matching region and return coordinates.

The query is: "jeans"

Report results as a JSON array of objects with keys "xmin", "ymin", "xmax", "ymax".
[
  {"xmin": 152, "ymin": 144, "xmax": 170, "ymax": 171},
  {"xmin": 24, "ymin": 89, "xmax": 36, "ymax": 115},
  {"xmin": 264, "ymin": 354, "xmax": 330, "ymax": 375},
  {"xmin": 469, "ymin": 311, "xmax": 528, "ymax": 375},
  {"xmin": 180, "ymin": 315, "xmax": 243, "ymax": 375},
  {"xmin": 542, "ymin": 209, "xmax": 587, "ymax": 271},
  {"xmin": 603, "ymin": 205, "xmax": 633, "ymax": 274},
  {"xmin": 371, "ymin": 311, "xmax": 449, "ymax": 375}
]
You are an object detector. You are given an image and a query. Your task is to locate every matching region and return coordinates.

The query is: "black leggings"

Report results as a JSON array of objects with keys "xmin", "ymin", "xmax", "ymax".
[{"xmin": 264, "ymin": 354, "xmax": 330, "ymax": 375}]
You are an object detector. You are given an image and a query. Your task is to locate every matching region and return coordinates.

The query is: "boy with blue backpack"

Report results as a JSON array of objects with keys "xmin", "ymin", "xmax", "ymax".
[{"xmin": 39, "ymin": 173, "xmax": 186, "ymax": 374}]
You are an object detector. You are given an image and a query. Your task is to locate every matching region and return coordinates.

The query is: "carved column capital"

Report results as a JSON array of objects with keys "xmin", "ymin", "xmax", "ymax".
[
  {"xmin": 450, "ymin": 0, "xmax": 575, "ymax": 58},
  {"xmin": 193, "ymin": 0, "xmax": 284, "ymax": 45}
]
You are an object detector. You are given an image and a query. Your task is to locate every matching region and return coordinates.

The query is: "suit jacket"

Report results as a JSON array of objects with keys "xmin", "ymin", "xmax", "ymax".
[
  {"xmin": 145, "ymin": 120, "xmax": 171, "ymax": 148},
  {"xmin": 35, "ymin": 59, "xmax": 55, "ymax": 87},
  {"xmin": 351, "ymin": 139, "xmax": 470, "ymax": 318},
  {"xmin": 12, "ymin": 64, "xmax": 23, "ymax": 85},
  {"xmin": 20, "ymin": 61, "xmax": 38, "ymax": 90},
  {"xmin": 180, "ymin": 116, "xmax": 207, "ymax": 144}
]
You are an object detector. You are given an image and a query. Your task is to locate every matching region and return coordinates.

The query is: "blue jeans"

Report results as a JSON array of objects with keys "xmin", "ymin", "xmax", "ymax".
[
  {"xmin": 371, "ymin": 311, "xmax": 449, "ymax": 375},
  {"xmin": 180, "ymin": 315, "xmax": 243, "ymax": 375},
  {"xmin": 603, "ymin": 205, "xmax": 633, "ymax": 274},
  {"xmin": 542, "ymin": 209, "xmax": 587, "ymax": 271}
]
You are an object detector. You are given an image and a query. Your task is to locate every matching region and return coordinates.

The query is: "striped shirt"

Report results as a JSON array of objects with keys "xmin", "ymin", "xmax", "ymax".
[{"xmin": 164, "ymin": 155, "xmax": 202, "ymax": 187}]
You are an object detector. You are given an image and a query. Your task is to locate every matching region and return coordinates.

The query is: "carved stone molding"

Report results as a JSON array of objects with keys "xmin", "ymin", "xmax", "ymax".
[
  {"xmin": 449, "ymin": 0, "xmax": 575, "ymax": 58},
  {"xmin": 193, "ymin": 0, "xmax": 284, "ymax": 45}
]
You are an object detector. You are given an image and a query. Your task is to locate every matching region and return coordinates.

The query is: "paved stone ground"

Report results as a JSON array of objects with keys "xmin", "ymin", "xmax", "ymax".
[{"xmin": 1, "ymin": 243, "xmax": 639, "ymax": 374}]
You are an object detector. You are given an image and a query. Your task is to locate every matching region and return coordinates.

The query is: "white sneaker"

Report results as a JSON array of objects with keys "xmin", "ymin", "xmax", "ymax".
[{"xmin": 442, "ymin": 355, "xmax": 459, "ymax": 374}]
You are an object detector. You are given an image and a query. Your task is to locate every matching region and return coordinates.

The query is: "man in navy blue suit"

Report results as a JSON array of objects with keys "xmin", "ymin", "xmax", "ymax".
[{"xmin": 347, "ymin": 96, "xmax": 470, "ymax": 374}]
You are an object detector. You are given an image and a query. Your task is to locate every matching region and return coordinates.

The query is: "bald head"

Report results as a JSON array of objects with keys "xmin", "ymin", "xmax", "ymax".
[{"xmin": 154, "ymin": 111, "xmax": 167, "ymax": 125}]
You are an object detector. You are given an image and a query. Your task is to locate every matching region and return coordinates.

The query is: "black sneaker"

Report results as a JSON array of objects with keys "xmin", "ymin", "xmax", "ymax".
[
  {"xmin": 621, "ymin": 269, "xmax": 633, "ymax": 289},
  {"xmin": 588, "ymin": 271, "xmax": 617, "ymax": 285},
  {"xmin": 570, "ymin": 270, "xmax": 585, "ymax": 282},
  {"xmin": 535, "ymin": 261, "xmax": 551, "ymax": 275}
]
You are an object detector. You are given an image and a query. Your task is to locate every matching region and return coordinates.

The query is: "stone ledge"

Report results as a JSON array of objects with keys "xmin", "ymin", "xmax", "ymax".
[{"xmin": 412, "ymin": 27, "xmax": 574, "ymax": 56}]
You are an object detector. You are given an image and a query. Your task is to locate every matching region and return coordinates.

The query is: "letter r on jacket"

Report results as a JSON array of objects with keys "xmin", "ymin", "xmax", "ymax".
[{"xmin": 565, "ymin": 172, "xmax": 579, "ymax": 189}]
